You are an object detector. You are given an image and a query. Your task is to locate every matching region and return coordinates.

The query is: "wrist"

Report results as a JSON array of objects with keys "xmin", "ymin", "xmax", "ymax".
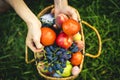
[
  {"xmin": 27, "ymin": 19, "xmax": 41, "ymax": 29},
  {"xmin": 54, "ymin": 0, "xmax": 68, "ymax": 10},
  {"xmin": 26, "ymin": 16, "xmax": 40, "ymax": 24}
]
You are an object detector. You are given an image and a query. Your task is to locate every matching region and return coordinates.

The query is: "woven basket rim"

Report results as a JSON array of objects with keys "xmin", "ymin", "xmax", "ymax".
[{"xmin": 35, "ymin": 5, "xmax": 85, "ymax": 80}]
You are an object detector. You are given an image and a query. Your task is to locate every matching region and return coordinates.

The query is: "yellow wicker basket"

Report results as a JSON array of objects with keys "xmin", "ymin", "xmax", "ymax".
[{"xmin": 25, "ymin": 5, "xmax": 102, "ymax": 80}]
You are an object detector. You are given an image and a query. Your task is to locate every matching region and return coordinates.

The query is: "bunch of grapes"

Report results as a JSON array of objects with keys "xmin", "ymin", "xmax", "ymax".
[{"xmin": 41, "ymin": 43, "xmax": 79, "ymax": 74}]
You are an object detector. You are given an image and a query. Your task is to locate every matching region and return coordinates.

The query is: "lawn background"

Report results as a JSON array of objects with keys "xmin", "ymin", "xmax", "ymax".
[{"xmin": 0, "ymin": 0, "xmax": 120, "ymax": 80}]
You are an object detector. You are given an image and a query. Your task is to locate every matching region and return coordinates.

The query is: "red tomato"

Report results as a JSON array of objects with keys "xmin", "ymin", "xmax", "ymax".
[
  {"xmin": 70, "ymin": 52, "xmax": 83, "ymax": 66},
  {"xmin": 41, "ymin": 27, "xmax": 56, "ymax": 46},
  {"xmin": 56, "ymin": 32, "xmax": 73, "ymax": 49},
  {"xmin": 62, "ymin": 19, "xmax": 80, "ymax": 36}
]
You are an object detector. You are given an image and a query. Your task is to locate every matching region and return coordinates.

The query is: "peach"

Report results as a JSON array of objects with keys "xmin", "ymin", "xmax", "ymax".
[{"xmin": 55, "ymin": 14, "xmax": 68, "ymax": 28}]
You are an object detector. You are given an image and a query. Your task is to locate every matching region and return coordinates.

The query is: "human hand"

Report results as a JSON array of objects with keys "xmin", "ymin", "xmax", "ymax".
[
  {"xmin": 5, "ymin": 0, "xmax": 44, "ymax": 52},
  {"xmin": 54, "ymin": 0, "xmax": 78, "ymax": 21},
  {"xmin": 26, "ymin": 21, "xmax": 43, "ymax": 53},
  {"xmin": 54, "ymin": 5, "xmax": 78, "ymax": 21}
]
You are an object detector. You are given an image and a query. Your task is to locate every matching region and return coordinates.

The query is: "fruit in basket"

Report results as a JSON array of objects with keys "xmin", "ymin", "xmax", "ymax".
[
  {"xmin": 40, "ymin": 13, "xmax": 55, "ymax": 27},
  {"xmin": 72, "ymin": 66, "xmax": 80, "ymax": 76},
  {"xmin": 75, "ymin": 40, "xmax": 84, "ymax": 51},
  {"xmin": 62, "ymin": 19, "xmax": 80, "ymax": 36},
  {"xmin": 69, "ymin": 43, "xmax": 79, "ymax": 53},
  {"xmin": 56, "ymin": 14, "xmax": 68, "ymax": 27},
  {"xmin": 41, "ymin": 27, "xmax": 56, "ymax": 46},
  {"xmin": 70, "ymin": 52, "xmax": 83, "ymax": 66},
  {"xmin": 56, "ymin": 32, "xmax": 73, "ymax": 49},
  {"xmin": 53, "ymin": 73, "xmax": 61, "ymax": 78},
  {"xmin": 37, "ymin": 62, "xmax": 49, "ymax": 73},
  {"xmin": 43, "ymin": 45, "xmax": 73, "ymax": 74},
  {"xmin": 57, "ymin": 61, "xmax": 72, "ymax": 77},
  {"xmin": 73, "ymin": 32, "xmax": 81, "ymax": 41}
]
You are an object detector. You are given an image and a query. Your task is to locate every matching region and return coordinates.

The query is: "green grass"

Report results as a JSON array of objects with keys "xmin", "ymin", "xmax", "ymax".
[{"xmin": 0, "ymin": 0, "xmax": 120, "ymax": 80}]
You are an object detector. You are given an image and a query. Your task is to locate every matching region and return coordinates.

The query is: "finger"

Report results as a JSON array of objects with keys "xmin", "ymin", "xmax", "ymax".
[
  {"xmin": 34, "ymin": 40, "xmax": 43, "ymax": 49},
  {"xmin": 68, "ymin": 10, "xmax": 78, "ymax": 21},
  {"xmin": 51, "ymin": 8, "xmax": 55, "ymax": 14},
  {"xmin": 33, "ymin": 37, "xmax": 43, "ymax": 49},
  {"xmin": 63, "ymin": 7, "xmax": 78, "ymax": 21},
  {"xmin": 26, "ymin": 40, "xmax": 36, "ymax": 52},
  {"xmin": 27, "ymin": 40, "xmax": 43, "ymax": 53},
  {"xmin": 34, "ymin": 41, "xmax": 42, "ymax": 49},
  {"xmin": 71, "ymin": 13, "xmax": 78, "ymax": 21},
  {"xmin": 35, "ymin": 48, "xmax": 44, "ymax": 53}
]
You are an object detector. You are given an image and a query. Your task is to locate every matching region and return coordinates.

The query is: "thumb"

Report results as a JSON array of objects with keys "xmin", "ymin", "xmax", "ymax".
[
  {"xmin": 33, "ymin": 38, "xmax": 43, "ymax": 49},
  {"xmin": 69, "ymin": 11, "xmax": 78, "ymax": 21},
  {"xmin": 67, "ymin": 6, "xmax": 78, "ymax": 21},
  {"xmin": 71, "ymin": 14, "xmax": 78, "ymax": 21}
]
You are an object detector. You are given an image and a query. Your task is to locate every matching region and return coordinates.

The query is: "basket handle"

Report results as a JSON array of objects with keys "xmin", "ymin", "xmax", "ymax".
[
  {"xmin": 82, "ymin": 20, "xmax": 102, "ymax": 58},
  {"xmin": 25, "ymin": 45, "xmax": 35, "ymax": 64}
]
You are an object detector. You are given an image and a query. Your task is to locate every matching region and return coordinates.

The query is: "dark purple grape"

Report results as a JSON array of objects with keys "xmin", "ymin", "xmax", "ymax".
[
  {"xmin": 69, "ymin": 43, "xmax": 76, "ymax": 49},
  {"xmin": 60, "ymin": 58, "xmax": 65, "ymax": 63},
  {"xmin": 56, "ymin": 51, "xmax": 62, "ymax": 55},
  {"xmin": 71, "ymin": 46, "xmax": 79, "ymax": 53},
  {"xmin": 62, "ymin": 50, "xmax": 68, "ymax": 54},
  {"xmin": 49, "ymin": 45, "xmax": 55, "ymax": 52},
  {"xmin": 59, "ymin": 48, "xmax": 66, "ymax": 52},
  {"xmin": 72, "ymin": 43, "xmax": 76, "ymax": 47},
  {"xmin": 48, "ymin": 66, "xmax": 53, "ymax": 73},
  {"xmin": 52, "ymin": 65, "xmax": 57, "ymax": 70},
  {"xmin": 59, "ymin": 68, "xmax": 64, "ymax": 73},
  {"xmin": 62, "ymin": 53, "xmax": 68, "ymax": 59},
  {"xmin": 61, "ymin": 63, "xmax": 66, "ymax": 68},
  {"xmin": 46, "ymin": 53, "xmax": 52, "ymax": 57},
  {"xmin": 53, "ymin": 57, "xmax": 58, "ymax": 61},
  {"xmin": 67, "ymin": 54, "xmax": 71, "ymax": 59},
  {"xmin": 46, "ymin": 55, "xmax": 53, "ymax": 60},
  {"xmin": 63, "ymin": 61, "xmax": 66, "ymax": 65},
  {"xmin": 55, "ymin": 64, "xmax": 61, "ymax": 70},
  {"xmin": 44, "ymin": 47, "xmax": 52, "ymax": 54}
]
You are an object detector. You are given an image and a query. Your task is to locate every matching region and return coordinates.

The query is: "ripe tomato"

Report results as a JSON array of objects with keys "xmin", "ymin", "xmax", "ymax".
[
  {"xmin": 56, "ymin": 32, "xmax": 73, "ymax": 49},
  {"xmin": 41, "ymin": 27, "xmax": 56, "ymax": 46},
  {"xmin": 70, "ymin": 52, "xmax": 83, "ymax": 66},
  {"xmin": 62, "ymin": 19, "xmax": 80, "ymax": 36}
]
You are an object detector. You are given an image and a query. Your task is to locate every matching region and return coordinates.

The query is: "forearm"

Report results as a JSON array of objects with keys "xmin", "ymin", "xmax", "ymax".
[
  {"xmin": 54, "ymin": 0, "xmax": 68, "ymax": 9},
  {"xmin": 5, "ymin": 0, "xmax": 40, "ymax": 27}
]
